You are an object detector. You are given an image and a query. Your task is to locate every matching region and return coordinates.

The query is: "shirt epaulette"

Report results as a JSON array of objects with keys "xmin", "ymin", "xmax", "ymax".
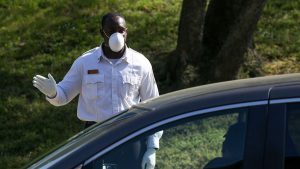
[
  {"xmin": 128, "ymin": 48, "xmax": 143, "ymax": 56},
  {"xmin": 82, "ymin": 47, "xmax": 97, "ymax": 56}
]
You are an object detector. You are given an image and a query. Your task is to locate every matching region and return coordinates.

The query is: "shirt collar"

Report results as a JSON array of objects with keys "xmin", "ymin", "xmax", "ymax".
[{"xmin": 98, "ymin": 44, "xmax": 130, "ymax": 64}]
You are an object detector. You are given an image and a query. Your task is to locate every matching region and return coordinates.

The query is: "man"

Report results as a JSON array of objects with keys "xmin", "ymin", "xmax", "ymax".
[{"xmin": 33, "ymin": 12, "xmax": 162, "ymax": 169}]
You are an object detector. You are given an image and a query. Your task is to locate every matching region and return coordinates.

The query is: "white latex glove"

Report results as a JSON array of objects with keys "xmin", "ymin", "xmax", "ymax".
[
  {"xmin": 33, "ymin": 73, "xmax": 57, "ymax": 98},
  {"xmin": 142, "ymin": 148, "xmax": 156, "ymax": 169}
]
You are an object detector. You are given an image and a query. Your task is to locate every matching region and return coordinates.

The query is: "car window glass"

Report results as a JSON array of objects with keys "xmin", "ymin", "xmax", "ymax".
[
  {"xmin": 157, "ymin": 109, "xmax": 247, "ymax": 169},
  {"xmin": 285, "ymin": 103, "xmax": 300, "ymax": 169},
  {"xmin": 83, "ymin": 108, "xmax": 248, "ymax": 169}
]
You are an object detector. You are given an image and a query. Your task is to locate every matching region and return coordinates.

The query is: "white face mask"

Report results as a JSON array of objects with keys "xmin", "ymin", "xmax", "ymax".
[{"xmin": 104, "ymin": 31, "xmax": 125, "ymax": 52}]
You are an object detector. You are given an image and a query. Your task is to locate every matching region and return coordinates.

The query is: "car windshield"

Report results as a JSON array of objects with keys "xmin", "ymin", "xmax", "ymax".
[{"xmin": 25, "ymin": 106, "xmax": 149, "ymax": 169}]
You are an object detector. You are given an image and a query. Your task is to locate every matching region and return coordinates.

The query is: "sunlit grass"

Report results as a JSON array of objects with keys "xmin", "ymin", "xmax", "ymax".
[{"xmin": 0, "ymin": 0, "xmax": 299, "ymax": 168}]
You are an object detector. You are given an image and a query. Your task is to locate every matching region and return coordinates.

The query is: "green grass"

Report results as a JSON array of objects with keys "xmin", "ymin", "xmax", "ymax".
[
  {"xmin": 156, "ymin": 113, "xmax": 239, "ymax": 169},
  {"xmin": 0, "ymin": 0, "xmax": 299, "ymax": 168},
  {"xmin": 255, "ymin": 0, "xmax": 300, "ymax": 60},
  {"xmin": 253, "ymin": 0, "xmax": 300, "ymax": 75},
  {"xmin": 0, "ymin": 1, "xmax": 181, "ymax": 168}
]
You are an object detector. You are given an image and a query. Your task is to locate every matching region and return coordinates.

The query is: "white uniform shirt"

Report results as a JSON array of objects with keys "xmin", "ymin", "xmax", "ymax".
[{"xmin": 47, "ymin": 45, "xmax": 162, "ymax": 148}]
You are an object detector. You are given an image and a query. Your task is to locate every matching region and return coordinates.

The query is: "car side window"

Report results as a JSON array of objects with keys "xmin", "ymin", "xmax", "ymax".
[
  {"xmin": 83, "ymin": 108, "xmax": 248, "ymax": 169},
  {"xmin": 285, "ymin": 103, "xmax": 300, "ymax": 169},
  {"xmin": 156, "ymin": 108, "xmax": 247, "ymax": 169}
]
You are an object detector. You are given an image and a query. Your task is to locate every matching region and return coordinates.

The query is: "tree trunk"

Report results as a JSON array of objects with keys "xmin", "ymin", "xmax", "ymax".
[
  {"xmin": 168, "ymin": 0, "xmax": 207, "ymax": 87},
  {"xmin": 168, "ymin": 0, "xmax": 267, "ymax": 88},
  {"xmin": 204, "ymin": 0, "xmax": 267, "ymax": 82}
]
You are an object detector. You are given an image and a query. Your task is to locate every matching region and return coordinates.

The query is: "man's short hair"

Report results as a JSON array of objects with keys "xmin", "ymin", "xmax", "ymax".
[{"xmin": 101, "ymin": 12, "xmax": 125, "ymax": 28}]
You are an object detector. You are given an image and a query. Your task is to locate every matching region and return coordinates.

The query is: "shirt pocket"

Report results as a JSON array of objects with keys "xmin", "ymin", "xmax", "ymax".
[
  {"xmin": 83, "ymin": 74, "xmax": 104, "ymax": 100},
  {"xmin": 120, "ymin": 75, "xmax": 140, "ymax": 99}
]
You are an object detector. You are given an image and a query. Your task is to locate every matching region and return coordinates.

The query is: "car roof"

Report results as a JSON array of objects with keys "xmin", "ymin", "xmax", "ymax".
[{"xmin": 138, "ymin": 73, "xmax": 300, "ymax": 112}]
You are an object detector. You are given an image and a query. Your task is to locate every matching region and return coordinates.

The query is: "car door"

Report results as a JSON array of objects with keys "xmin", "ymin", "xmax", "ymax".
[
  {"xmin": 267, "ymin": 84, "xmax": 300, "ymax": 169},
  {"xmin": 80, "ymin": 101, "xmax": 268, "ymax": 169}
]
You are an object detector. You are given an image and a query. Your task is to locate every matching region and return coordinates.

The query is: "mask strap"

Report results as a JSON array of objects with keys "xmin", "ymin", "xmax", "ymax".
[{"xmin": 103, "ymin": 30, "xmax": 110, "ymax": 38}]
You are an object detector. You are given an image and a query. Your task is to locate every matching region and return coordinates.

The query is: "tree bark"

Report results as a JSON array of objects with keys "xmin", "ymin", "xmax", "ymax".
[
  {"xmin": 168, "ymin": 0, "xmax": 207, "ymax": 87},
  {"xmin": 168, "ymin": 0, "xmax": 267, "ymax": 88},
  {"xmin": 205, "ymin": 0, "xmax": 267, "ymax": 82}
]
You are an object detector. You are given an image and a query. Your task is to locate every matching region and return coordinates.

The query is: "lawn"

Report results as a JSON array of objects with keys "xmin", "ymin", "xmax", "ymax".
[{"xmin": 0, "ymin": 0, "xmax": 299, "ymax": 168}]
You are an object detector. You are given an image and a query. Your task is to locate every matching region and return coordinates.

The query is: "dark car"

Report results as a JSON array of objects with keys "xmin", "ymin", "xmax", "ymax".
[{"xmin": 26, "ymin": 73, "xmax": 300, "ymax": 169}]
